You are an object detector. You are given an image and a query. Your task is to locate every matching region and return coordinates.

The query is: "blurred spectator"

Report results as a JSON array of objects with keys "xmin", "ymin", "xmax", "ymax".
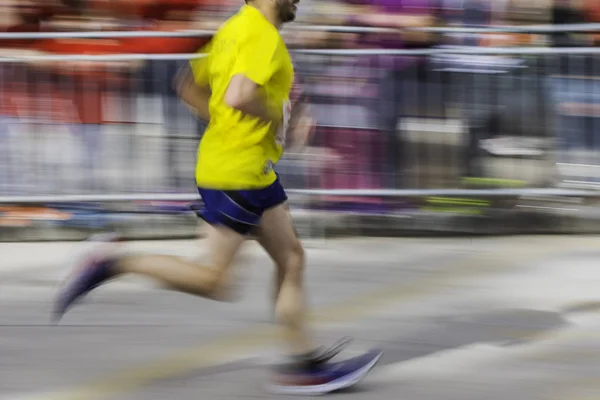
[
  {"xmin": 547, "ymin": 0, "xmax": 600, "ymax": 165},
  {"xmin": 1, "ymin": 0, "xmax": 596, "ymax": 195},
  {"xmin": 456, "ymin": 0, "xmax": 553, "ymax": 180},
  {"xmin": 0, "ymin": 0, "xmax": 224, "ymax": 192},
  {"xmin": 584, "ymin": 0, "xmax": 600, "ymax": 24},
  {"xmin": 0, "ymin": 0, "xmax": 61, "ymax": 193},
  {"xmin": 505, "ymin": 0, "xmax": 551, "ymax": 24},
  {"xmin": 349, "ymin": 0, "xmax": 439, "ymax": 189},
  {"xmin": 582, "ymin": 0, "xmax": 600, "ymax": 45},
  {"xmin": 121, "ymin": 0, "xmax": 230, "ymax": 190},
  {"xmin": 550, "ymin": 0, "xmax": 587, "ymax": 47},
  {"xmin": 282, "ymin": 0, "xmax": 363, "ymax": 49},
  {"xmin": 23, "ymin": 1, "xmax": 138, "ymax": 192}
]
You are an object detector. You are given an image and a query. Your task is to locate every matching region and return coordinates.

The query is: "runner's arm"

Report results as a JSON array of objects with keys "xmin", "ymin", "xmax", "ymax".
[
  {"xmin": 225, "ymin": 32, "xmax": 282, "ymax": 125},
  {"xmin": 286, "ymin": 82, "xmax": 315, "ymax": 150},
  {"xmin": 225, "ymin": 75, "xmax": 281, "ymax": 124},
  {"xmin": 177, "ymin": 45, "xmax": 213, "ymax": 121},
  {"xmin": 174, "ymin": 63, "xmax": 211, "ymax": 121},
  {"xmin": 287, "ymin": 103, "xmax": 315, "ymax": 151}
]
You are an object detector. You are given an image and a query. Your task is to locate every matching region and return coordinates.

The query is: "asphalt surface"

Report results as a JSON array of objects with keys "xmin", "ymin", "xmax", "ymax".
[{"xmin": 1, "ymin": 236, "xmax": 600, "ymax": 400}]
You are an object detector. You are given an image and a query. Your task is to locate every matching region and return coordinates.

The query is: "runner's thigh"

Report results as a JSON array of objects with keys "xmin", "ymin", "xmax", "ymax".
[
  {"xmin": 204, "ymin": 223, "xmax": 246, "ymax": 271},
  {"xmin": 257, "ymin": 202, "xmax": 302, "ymax": 267}
]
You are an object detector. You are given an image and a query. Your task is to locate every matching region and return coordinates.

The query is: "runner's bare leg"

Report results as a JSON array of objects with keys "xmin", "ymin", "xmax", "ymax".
[
  {"xmin": 257, "ymin": 202, "xmax": 313, "ymax": 356},
  {"xmin": 112, "ymin": 225, "xmax": 245, "ymax": 300}
]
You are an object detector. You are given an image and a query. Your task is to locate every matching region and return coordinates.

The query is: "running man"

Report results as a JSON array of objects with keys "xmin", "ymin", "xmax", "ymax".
[{"xmin": 53, "ymin": 0, "xmax": 365, "ymax": 394}]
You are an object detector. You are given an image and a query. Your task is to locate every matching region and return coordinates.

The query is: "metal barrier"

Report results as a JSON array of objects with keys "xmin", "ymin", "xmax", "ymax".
[
  {"xmin": 0, "ymin": 22, "xmax": 600, "ymax": 39},
  {"xmin": 1, "ymin": 47, "xmax": 600, "ymax": 208}
]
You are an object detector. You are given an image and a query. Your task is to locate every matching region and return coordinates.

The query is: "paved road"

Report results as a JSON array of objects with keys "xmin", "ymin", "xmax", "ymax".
[{"xmin": 1, "ymin": 236, "xmax": 600, "ymax": 400}]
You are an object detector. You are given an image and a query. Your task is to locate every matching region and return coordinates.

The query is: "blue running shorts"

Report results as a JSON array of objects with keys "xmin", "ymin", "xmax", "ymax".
[{"xmin": 196, "ymin": 177, "xmax": 288, "ymax": 235}]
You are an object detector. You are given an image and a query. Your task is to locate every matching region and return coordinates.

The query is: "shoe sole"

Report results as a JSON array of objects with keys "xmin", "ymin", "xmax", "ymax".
[{"xmin": 266, "ymin": 350, "xmax": 383, "ymax": 396}]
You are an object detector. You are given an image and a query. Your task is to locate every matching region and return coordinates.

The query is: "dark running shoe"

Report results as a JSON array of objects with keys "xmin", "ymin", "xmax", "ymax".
[
  {"xmin": 269, "ymin": 348, "xmax": 383, "ymax": 395},
  {"xmin": 308, "ymin": 336, "xmax": 353, "ymax": 365},
  {"xmin": 268, "ymin": 338, "xmax": 383, "ymax": 396},
  {"xmin": 52, "ymin": 233, "xmax": 121, "ymax": 323}
]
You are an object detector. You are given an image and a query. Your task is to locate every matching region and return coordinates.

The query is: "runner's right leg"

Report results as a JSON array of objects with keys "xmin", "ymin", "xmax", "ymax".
[
  {"xmin": 258, "ymin": 203, "xmax": 367, "ymax": 396},
  {"xmin": 258, "ymin": 206, "xmax": 352, "ymax": 361},
  {"xmin": 256, "ymin": 203, "xmax": 312, "ymax": 357}
]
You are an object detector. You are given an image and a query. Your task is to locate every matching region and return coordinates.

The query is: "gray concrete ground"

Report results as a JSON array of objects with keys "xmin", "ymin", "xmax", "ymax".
[{"xmin": 1, "ymin": 236, "xmax": 600, "ymax": 400}]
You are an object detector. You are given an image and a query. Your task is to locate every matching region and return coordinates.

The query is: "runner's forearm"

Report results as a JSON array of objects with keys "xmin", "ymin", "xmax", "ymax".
[
  {"xmin": 181, "ymin": 85, "xmax": 211, "ymax": 121},
  {"xmin": 236, "ymin": 94, "xmax": 282, "ymax": 125},
  {"xmin": 174, "ymin": 67, "xmax": 211, "ymax": 121},
  {"xmin": 225, "ymin": 75, "xmax": 282, "ymax": 125}
]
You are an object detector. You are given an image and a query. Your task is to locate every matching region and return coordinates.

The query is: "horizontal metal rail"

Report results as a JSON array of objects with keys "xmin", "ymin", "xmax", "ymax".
[
  {"xmin": 293, "ymin": 47, "xmax": 600, "ymax": 56},
  {"xmin": 420, "ymin": 23, "xmax": 600, "ymax": 34},
  {"xmin": 0, "ymin": 22, "xmax": 599, "ymax": 40},
  {"xmin": 0, "ymin": 189, "xmax": 598, "ymax": 204},
  {"xmin": 0, "ymin": 53, "xmax": 204, "ymax": 62},
  {"xmin": 2, "ymin": 46, "xmax": 600, "ymax": 62}
]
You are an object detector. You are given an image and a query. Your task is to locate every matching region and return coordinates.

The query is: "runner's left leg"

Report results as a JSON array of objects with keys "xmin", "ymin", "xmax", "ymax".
[
  {"xmin": 54, "ymin": 224, "xmax": 245, "ymax": 321},
  {"xmin": 113, "ymin": 224, "xmax": 244, "ymax": 299}
]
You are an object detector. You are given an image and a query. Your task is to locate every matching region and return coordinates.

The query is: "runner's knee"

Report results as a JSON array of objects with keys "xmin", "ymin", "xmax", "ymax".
[
  {"xmin": 283, "ymin": 240, "xmax": 305, "ymax": 279},
  {"xmin": 204, "ymin": 268, "xmax": 233, "ymax": 301}
]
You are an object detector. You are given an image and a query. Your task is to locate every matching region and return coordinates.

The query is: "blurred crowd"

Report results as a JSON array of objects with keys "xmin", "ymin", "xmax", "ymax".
[
  {"xmin": 1, "ymin": 0, "xmax": 600, "ymax": 198},
  {"xmin": 2, "ymin": 0, "xmax": 599, "ymax": 48}
]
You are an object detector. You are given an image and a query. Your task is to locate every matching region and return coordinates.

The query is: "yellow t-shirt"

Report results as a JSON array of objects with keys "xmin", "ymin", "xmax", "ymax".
[{"xmin": 190, "ymin": 5, "xmax": 294, "ymax": 190}]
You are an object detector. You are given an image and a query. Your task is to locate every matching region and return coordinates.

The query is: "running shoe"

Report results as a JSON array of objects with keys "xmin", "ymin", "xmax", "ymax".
[
  {"xmin": 268, "ymin": 337, "xmax": 382, "ymax": 395},
  {"xmin": 52, "ymin": 233, "xmax": 121, "ymax": 323},
  {"xmin": 309, "ymin": 336, "xmax": 353, "ymax": 364},
  {"xmin": 269, "ymin": 347, "xmax": 383, "ymax": 395}
]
